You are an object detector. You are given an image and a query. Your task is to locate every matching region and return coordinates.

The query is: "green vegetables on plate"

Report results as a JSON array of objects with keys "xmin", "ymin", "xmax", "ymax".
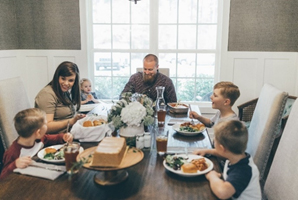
[
  {"xmin": 165, "ymin": 155, "xmax": 187, "ymax": 170},
  {"xmin": 43, "ymin": 150, "xmax": 64, "ymax": 160}
]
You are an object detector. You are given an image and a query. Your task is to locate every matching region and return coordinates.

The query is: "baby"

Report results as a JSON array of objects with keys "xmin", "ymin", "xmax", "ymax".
[{"xmin": 80, "ymin": 78, "xmax": 99, "ymax": 105}]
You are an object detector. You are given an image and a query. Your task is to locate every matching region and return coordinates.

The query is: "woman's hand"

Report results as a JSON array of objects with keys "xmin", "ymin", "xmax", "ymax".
[
  {"xmin": 63, "ymin": 133, "xmax": 73, "ymax": 143},
  {"xmin": 16, "ymin": 156, "xmax": 32, "ymax": 169},
  {"xmin": 70, "ymin": 113, "xmax": 86, "ymax": 125}
]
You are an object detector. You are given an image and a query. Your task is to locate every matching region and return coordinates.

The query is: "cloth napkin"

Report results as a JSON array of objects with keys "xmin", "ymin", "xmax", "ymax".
[
  {"xmin": 13, "ymin": 161, "xmax": 66, "ymax": 180},
  {"xmin": 71, "ymin": 115, "xmax": 112, "ymax": 142}
]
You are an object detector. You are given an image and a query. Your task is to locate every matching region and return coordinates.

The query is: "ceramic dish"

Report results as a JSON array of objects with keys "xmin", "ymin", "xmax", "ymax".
[
  {"xmin": 167, "ymin": 103, "xmax": 189, "ymax": 114},
  {"xmin": 172, "ymin": 123, "xmax": 206, "ymax": 136},
  {"xmin": 37, "ymin": 144, "xmax": 84, "ymax": 163},
  {"xmin": 163, "ymin": 154, "xmax": 213, "ymax": 177}
]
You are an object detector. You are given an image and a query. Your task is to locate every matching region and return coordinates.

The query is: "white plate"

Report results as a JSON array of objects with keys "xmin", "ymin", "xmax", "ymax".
[
  {"xmin": 172, "ymin": 123, "xmax": 206, "ymax": 136},
  {"xmin": 79, "ymin": 104, "xmax": 99, "ymax": 113},
  {"xmin": 163, "ymin": 154, "xmax": 213, "ymax": 177},
  {"xmin": 37, "ymin": 144, "xmax": 84, "ymax": 163}
]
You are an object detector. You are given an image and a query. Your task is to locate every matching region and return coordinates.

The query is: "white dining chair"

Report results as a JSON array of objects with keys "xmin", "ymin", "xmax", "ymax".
[
  {"xmin": 246, "ymin": 83, "xmax": 288, "ymax": 184},
  {"xmin": 136, "ymin": 68, "xmax": 170, "ymax": 77},
  {"xmin": 0, "ymin": 77, "xmax": 31, "ymax": 150},
  {"xmin": 262, "ymin": 98, "xmax": 298, "ymax": 200}
]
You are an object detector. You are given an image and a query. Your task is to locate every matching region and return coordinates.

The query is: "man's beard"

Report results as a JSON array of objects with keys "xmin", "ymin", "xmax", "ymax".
[{"xmin": 143, "ymin": 73, "xmax": 157, "ymax": 84}]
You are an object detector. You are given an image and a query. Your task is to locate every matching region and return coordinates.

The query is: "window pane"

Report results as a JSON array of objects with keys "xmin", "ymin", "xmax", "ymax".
[
  {"xmin": 94, "ymin": 53, "xmax": 112, "ymax": 76},
  {"xmin": 196, "ymin": 78, "xmax": 214, "ymax": 101},
  {"xmin": 178, "ymin": 25, "xmax": 196, "ymax": 49},
  {"xmin": 131, "ymin": 0, "xmax": 149, "ymax": 23},
  {"xmin": 112, "ymin": 0, "xmax": 129, "ymax": 23},
  {"xmin": 197, "ymin": 25, "xmax": 217, "ymax": 49},
  {"xmin": 132, "ymin": 25, "xmax": 149, "ymax": 49},
  {"xmin": 131, "ymin": 53, "xmax": 147, "ymax": 73},
  {"xmin": 93, "ymin": 25, "xmax": 111, "ymax": 49},
  {"xmin": 112, "ymin": 77, "xmax": 130, "ymax": 100},
  {"xmin": 177, "ymin": 79, "xmax": 196, "ymax": 101},
  {"xmin": 113, "ymin": 25, "xmax": 130, "ymax": 49},
  {"xmin": 159, "ymin": 53, "xmax": 176, "ymax": 76},
  {"xmin": 94, "ymin": 77, "xmax": 112, "ymax": 99},
  {"xmin": 93, "ymin": 0, "xmax": 110, "ymax": 23},
  {"xmin": 159, "ymin": 25, "xmax": 177, "ymax": 49},
  {"xmin": 112, "ymin": 53, "xmax": 130, "ymax": 76},
  {"xmin": 198, "ymin": 0, "xmax": 218, "ymax": 23},
  {"xmin": 159, "ymin": 0, "xmax": 177, "ymax": 23},
  {"xmin": 197, "ymin": 53, "xmax": 215, "ymax": 76},
  {"xmin": 179, "ymin": 0, "xmax": 197, "ymax": 23},
  {"xmin": 177, "ymin": 53, "xmax": 196, "ymax": 77}
]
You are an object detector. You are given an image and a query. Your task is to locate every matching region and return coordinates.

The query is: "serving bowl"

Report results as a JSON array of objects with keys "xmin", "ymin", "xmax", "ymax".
[{"xmin": 167, "ymin": 102, "xmax": 189, "ymax": 114}]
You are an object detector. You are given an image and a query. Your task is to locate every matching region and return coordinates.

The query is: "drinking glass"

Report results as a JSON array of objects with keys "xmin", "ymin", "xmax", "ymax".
[
  {"xmin": 64, "ymin": 142, "xmax": 80, "ymax": 174},
  {"xmin": 156, "ymin": 129, "xmax": 168, "ymax": 155}
]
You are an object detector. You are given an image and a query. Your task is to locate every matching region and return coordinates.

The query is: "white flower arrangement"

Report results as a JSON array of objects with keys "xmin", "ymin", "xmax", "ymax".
[{"xmin": 108, "ymin": 92, "xmax": 155, "ymax": 130}]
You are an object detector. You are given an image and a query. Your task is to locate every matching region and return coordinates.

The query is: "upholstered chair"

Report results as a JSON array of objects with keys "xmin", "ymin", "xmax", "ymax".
[
  {"xmin": 246, "ymin": 83, "xmax": 288, "ymax": 184},
  {"xmin": 262, "ymin": 98, "xmax": 298, "ymax": 199},
  {"xmin": 0, "ymin": 77, "xmax": 31, "ymax": 150}
]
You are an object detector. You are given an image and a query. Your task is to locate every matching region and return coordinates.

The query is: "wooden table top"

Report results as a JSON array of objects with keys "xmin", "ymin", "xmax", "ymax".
[{"xmin": 0, "ymin": 103, "xmax": 220, "ymax": 200}]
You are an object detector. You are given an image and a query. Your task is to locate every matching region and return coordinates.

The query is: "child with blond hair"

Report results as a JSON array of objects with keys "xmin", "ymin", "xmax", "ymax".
[
  {"xmin": 0, "ymin": 108, "xmax": 73, "ymax": 179},
  {"xmin": 80, "ymin": 78, "xmax": 99, "ymax": 105}
]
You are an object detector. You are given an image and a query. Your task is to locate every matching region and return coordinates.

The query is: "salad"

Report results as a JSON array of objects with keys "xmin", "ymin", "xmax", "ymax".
[
  {"xmin": 43, "ymin": 147, "xmax": 65, "ymax": 160},
  {"xmin": 165, "ymin": 155, "xmax": 187, "ymax": 170}
]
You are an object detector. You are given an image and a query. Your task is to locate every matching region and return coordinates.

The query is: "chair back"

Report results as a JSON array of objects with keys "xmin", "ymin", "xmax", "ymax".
[
  {"xmin": 136, "ymin": 68, "xmax": 170, "ymax": 77},
  {"xmin": 247, "ymin": 83, "xmax": 288, "ymax": 182},
  {"xmin": 0, "ymin": 77, "xmax": 31, "ymax": 150},
  {"xmin": 263, "ymin": 99, "xmax": 298, "ymax": 200}
]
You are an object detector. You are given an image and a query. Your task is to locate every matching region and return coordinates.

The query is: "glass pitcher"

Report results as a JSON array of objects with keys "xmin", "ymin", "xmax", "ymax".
[{"xmin": 156, "ymin": 86, "xmax": 166, "ymax": 127}]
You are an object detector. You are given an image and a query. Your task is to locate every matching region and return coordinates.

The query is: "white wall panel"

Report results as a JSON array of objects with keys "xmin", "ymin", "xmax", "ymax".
[
  {"xmin": 233, "ymin": 58, "xmax": 258, "ymax": 105},
  {"xmin": 24, "ymin": 56, "xmax": 48, "ymax": 105},
  {"xmin": 0, "ymin": 55, "xmax": 19, "ymax": 80},
  {"xmin": 264, "ymin": 58, "xmax": 297, "ymax": 95}
]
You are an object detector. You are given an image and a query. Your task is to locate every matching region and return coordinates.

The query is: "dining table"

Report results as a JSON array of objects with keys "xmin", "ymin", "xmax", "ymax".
[{"xmin": 0, "ymin": 103, "xmax": 221, "ymax": 200}]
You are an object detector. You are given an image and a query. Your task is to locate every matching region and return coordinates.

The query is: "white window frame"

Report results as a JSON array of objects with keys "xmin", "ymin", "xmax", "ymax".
[{"xmin": 85, "ymin": 0, "xmax": 225, "ymax": 112}]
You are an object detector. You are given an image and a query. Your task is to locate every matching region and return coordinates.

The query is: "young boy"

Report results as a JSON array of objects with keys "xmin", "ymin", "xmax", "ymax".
[
  {"xmin": 189, "ymin": 81, "xmax": 240, "ymax": 127},
  {"xmin": 0, "ymin": 108, "xmax": 73, "ymax": 179},
  {"xmin": 80, "ymin": 78, "xmax": 99, "ymax": 105},
  {"xmin": 194, "ymin": 120, "xmax": 261, "ymax": 199}
]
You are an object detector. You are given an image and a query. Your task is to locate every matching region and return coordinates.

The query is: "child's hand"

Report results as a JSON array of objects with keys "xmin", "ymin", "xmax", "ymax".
[
  {"xmin": 193, "ymin": 149, "xmax": 209, "ymax": 156},
  {"xmin": 63, "ymin": 133, "xmax": 73, "ymax": 143},
  {"xmin": 205, "ymin": 170, "xmax": 221, "ymax": 181},
  {"xmin": 86, "ymin": 94, "xmax": 93, "ymax": 101},
  {"xmin": 189, "ymin": 111, "xmax": 200, "ymax": 120},
  {"xmin": 15, "ymin": 156, "xmax": 32, "ymax": 169}
]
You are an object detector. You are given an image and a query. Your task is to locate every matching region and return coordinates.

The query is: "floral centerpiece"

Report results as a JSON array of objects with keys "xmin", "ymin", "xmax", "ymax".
[{"xmin": 108, "ymin": 92, "xmax": 155, "ymax": 137}]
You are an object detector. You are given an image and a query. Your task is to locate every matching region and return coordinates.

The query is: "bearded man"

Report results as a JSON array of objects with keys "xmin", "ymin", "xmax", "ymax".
[{"xmin": 121, "ymin": 54, "xmax": 177, "ymax": 104}]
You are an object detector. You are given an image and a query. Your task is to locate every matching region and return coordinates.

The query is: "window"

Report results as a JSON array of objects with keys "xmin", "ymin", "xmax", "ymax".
[{"xmin": 89, "ymin": 0, "xmax": 220, "ymax": 102}]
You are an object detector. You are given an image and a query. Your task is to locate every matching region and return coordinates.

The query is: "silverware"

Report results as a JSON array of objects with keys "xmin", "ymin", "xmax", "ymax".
[
  {"xmin": 188, "ymin": 104, "xmax": 195, "ymax": 125},
  {"xmin": 30, "ymin": 161, "xmax": 66, "ymax": 172}
]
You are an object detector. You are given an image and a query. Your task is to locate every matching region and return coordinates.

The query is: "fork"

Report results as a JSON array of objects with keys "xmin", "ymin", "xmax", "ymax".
[{"xmin": 188, "ymin": 104, "xmax": 195, "ymax": 125}]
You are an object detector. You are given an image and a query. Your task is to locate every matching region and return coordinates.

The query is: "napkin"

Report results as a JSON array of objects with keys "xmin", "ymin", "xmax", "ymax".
[
  {"xmin": 13, "ymin": 162, "xmax": 66, "ymax": 180},
  {"xmin": 71, "ymin": 115, "xmax": 112, "ymax": 142}
]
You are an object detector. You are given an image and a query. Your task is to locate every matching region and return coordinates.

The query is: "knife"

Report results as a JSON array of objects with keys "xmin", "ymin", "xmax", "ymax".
[{"xmin": 30, "ymin": 161, "xmax": 66, "ymax": 172}]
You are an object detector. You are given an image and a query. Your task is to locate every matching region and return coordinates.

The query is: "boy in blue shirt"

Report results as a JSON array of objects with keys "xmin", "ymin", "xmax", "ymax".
[{"xmin": 194, "ymin": 120, "xmax": 261, "ymax": 200}]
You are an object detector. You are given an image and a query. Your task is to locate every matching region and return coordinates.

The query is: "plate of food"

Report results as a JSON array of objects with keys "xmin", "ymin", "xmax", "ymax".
[
  {"xmin": 163, "ymin": 154, "xmax": 213, "ymax": 177},
  {"xmin": 172, "ymin": 122, "xmax": 206, "ymax": 136},
  {"xmin": 37, "ymin": 144, "xmax": 84, "ymax": 163},
  {"xmin": 168, "ymin": 102, "xmax": 189, "ymax": 114}
]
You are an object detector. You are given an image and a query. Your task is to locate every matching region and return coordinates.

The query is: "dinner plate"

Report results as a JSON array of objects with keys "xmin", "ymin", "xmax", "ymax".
[
  {"xmin": 37, "ymin": 144, "xmax": 84, "ymax": 163},
  {"xmin": 172, "ymin": 123, "xmax": 206, "ymax": 136},
  {"xmin": 163, "ymin": 154, "xmax": 213, "ymax": 177},
  {"xmin": 79, "ymin": 104, "xmax": 99, "ymax": 113}
]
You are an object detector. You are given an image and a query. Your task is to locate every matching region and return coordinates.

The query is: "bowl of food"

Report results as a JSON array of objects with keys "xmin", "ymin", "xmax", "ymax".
[{"xmin": 167, "ymin": 102, "xmax": 189, "ymax": 114}]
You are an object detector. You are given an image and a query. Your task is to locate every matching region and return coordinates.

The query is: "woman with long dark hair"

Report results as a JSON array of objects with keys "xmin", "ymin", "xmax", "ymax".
[{"xmin": 35, "ymin": 61, "xmax": 85, "ymax": 134}]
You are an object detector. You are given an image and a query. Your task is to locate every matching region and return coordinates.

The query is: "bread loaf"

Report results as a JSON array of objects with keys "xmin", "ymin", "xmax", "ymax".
[{"xmin": 90, "ymin": 137, "xmax": 127, "ymax": 167}]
